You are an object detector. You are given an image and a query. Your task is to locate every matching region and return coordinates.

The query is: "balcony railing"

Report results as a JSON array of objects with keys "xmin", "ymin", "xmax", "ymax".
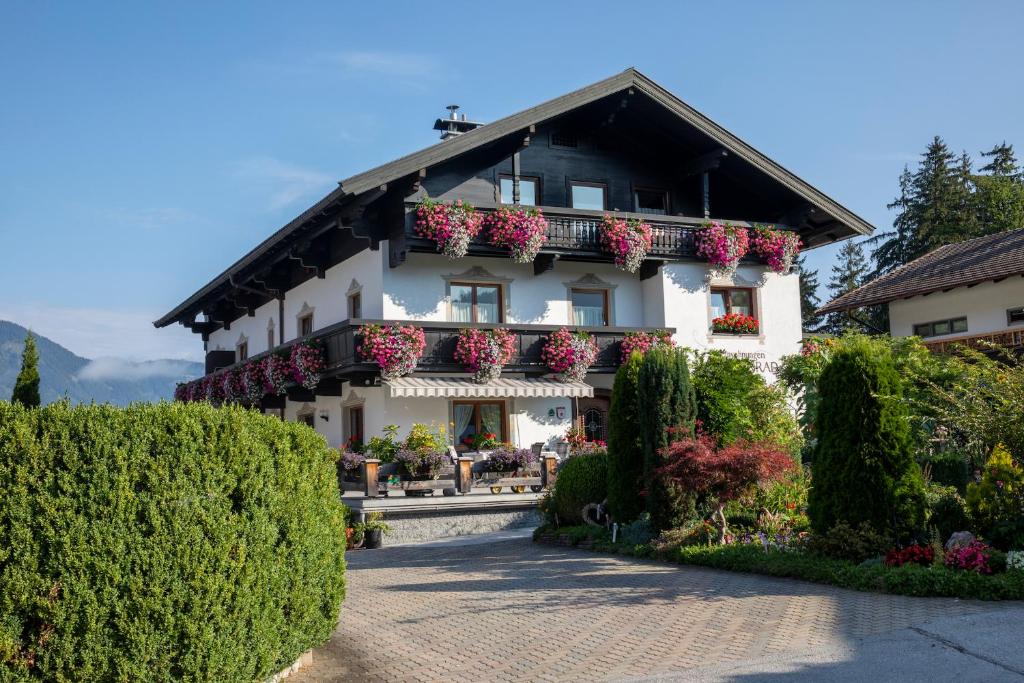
[
  {"xmin": 205, "ymin": 319, "xmax": 675, "ymax": 395},
  {"xmin": 921, "ymin": 328, "xmax": 1024, "ymax": 355}
]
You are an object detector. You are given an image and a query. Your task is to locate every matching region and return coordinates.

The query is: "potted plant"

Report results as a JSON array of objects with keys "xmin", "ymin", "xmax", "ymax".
[
  {"xmin": 712, "ymin": 313, "xmax": 759, "ymax": 335},
  {"xmin": 395, "ymin": 448, "xmax": 445, "ymax": 480},
  {"xmin": 462, "ymin": 431, "xmax": 499, "ymax": 452},
  {"xmin": 289, "ymin": 340, "xmax": 325, "ymax": 390},
  {"xmin": 359, "ymin": 511, "xmax": 391, "ymax": 550},
  {"xmin": 338, "ymin": 449, "xmax": 366, "ymax": 483}
]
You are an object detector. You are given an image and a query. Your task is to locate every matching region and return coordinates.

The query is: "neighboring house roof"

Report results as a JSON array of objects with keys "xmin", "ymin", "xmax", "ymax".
[
  {"xmin": 155, "ymin": 67, "xmax": 875, "ymax": 329},
  {"xmin": 818, "ymin": 227, "xmax": 1024, "ymax": 314}
]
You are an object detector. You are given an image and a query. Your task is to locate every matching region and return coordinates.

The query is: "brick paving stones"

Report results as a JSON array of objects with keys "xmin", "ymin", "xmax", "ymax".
[{"xmin": 291, "ymin": 538, "xmax": 1001, "ymax": 682}]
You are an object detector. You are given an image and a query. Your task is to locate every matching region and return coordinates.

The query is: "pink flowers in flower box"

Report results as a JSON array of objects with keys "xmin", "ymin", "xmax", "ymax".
[
  {"xmin": 240, "ymin": 362, "xmax": 266, "ymax": 404},
  {"xmin": 261, "ymin": 355, "xmax": 291, "ymax": 396},
  {"xmin": 290, "ymin": 341, "xmax": 325, "ymax": 390},
  {"xmin": 619, "ymin": 330, "xmax": 674, "ymax": 363},
  {"xmin": 483, "ymin": 206, "xmax": 549, "ymax": 263},
  {"xmin": 542, "ymin": 328, "xmax": 598, "ymax": 382},
  {"xmin": 696, "ymin": 221, "xmax": 750, "ymax": 277},
  {"xmin": 751, "ymin": 224, "xmax": 802, "ymax": 274},
  {"xmin": 358, "ymin": 324, "xmax": 426, "ymax": 380},
  {"xmin": 414, "ymin": 198, "xmax": 482, "ymax": 259},
  {"xmin": 454, "ymin": 328, "xmax": 517, "ymax": 383},
  {"xmin": 600, "ymin": 215, "xmax": 653, "ymax": 273}
]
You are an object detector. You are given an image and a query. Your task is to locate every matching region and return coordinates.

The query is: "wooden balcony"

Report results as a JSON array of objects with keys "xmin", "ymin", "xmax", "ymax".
[
  {"xmin": 921, "ymin": 327, "xmax": 1024, "ymax": 355},
  {"xmin": 205, "ymin": 319, "xmax": 674, "ymax": 397}
]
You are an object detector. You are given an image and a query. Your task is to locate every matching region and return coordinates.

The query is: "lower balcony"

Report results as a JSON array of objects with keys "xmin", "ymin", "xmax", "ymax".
[{"xmin": 921, "ymin": 327, "xmax": 1024, "ymax": 355}]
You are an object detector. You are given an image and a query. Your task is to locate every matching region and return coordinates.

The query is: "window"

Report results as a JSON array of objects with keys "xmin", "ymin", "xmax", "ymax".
[
  {"xmin": 348, "ymin": 291, "xmax": 362, "ymax": 319},
  {"xmin": 267, "ymin": 325, "xmax": 276, "ymax": 351},
  {"xmin": 635, "ymin": 188, "xmax": 668, "ymax": 215},
  {"xmin": 236, "ymin": 341, "xmax": 248, "ymax": 362},
  {"xmin": 346, "ymin": 406, "xmax": 364, "ymax": 448},
  {"xmin": 450, "ymin": 282, "xmax": 503, "ymax": 323},
  {"xmin": 710, "ymin": 287, "xmax": 755, "ymax": 318},
  {"xmin": 570, "ymin": 181, "xmax": 606, "ymax": 211},
  {"xmin": 582, "ymin": 407, "xmax": 607, "ymax": 442},
  {"xmin": 298, "ymin": 313, "xmax": 314, "ymax": 337},
  {"xmin": 571, "ymin": 288, "xmax": 609, "ymax": 327},
  {"xmin": 1008, "ymin": 307, "xmax": 1024, "ymax": 325},
  {"xmin": 913, "ymin": 317, "xmax": 968, "ymax": 338},
  {"xmin": 550, "ymin": 130, "xmax": 578, "ymax": 148},
  {"xmin": 298, "ymin": 411, "xmax": 315, "ymax": 428},
  {"xmin": 499, "ymin": 175, "xmax": 540, "ymax": 206},
  {"xmin": 453, "ymin": 401, "xmax": 506, "ymax": 449}
]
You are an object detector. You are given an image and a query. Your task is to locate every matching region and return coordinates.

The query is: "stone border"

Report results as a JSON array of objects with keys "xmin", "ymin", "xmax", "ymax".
[{"xmin": 265, "ymin": 650, "xmax": 313, "ymax": 683}]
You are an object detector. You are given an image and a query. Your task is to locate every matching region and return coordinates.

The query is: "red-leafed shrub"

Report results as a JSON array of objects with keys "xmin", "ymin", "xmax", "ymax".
[{"xmin": 884, "ymin": 543, "xmax": 934, "ymax": 567}]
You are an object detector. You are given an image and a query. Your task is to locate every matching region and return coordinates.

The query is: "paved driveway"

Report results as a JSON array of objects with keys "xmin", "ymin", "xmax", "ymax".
[{"xmin": 292, "ymin": 536, "xmax": 1023, "ymax": 682}]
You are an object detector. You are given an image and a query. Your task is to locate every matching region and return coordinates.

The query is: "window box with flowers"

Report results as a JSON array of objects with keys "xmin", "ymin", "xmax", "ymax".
[
  {"xmin": 712, "ymin": 313, "xmax": 760, "ymax": 335},
  {"xmin": 619, "ymin": 330, "xmax": 674, "ymax": 363},
  {"xmin": 541, "ymin": 328, "xmax": 599, "ymax": 382},
  {"xmin": 290, "ymin": 341, "xmax": 325, "ymax": 390},
  {"xmin": 483, "ymin": 206, "xmax": 548, "ymax": 263},
  {"xmin": 454, "ymin": 328, "xmax": 517, "ymax": 383},
  {"xmin": 751, "ymin": 224, "xmax": 802, "ymax": 274},
  {"xmin": 599, "ymin": 215, "xmax": 653, "ymax": 273},
  {"xmin": 696, "ymin": 221, "xmax": 750, "ymax": 278},
  {"xmin": 414, "ymin": 198, "xmax": 482, "ymax": 259},
  {"xmin": 358, "ymin": 324, "xmax": 426, "ymax": 380}
]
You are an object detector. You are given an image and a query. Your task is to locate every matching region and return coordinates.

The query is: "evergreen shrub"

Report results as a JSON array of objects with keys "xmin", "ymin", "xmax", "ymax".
[
  {"xmin": 552, "ymin": 452, "xmax": 608, "ymax": 525},
  {"xmin": 0, "ymin": 401, "xmax": 346, "ymax": 682},
  {"xmin": 606, "ymin": 352, "xmax": 644, "ymax": 522}
]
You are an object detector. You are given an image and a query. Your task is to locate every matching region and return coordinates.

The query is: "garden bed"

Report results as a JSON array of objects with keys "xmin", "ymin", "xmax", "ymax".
[{"xmin": 534, "ymin": 525, "xmax": 1024, "ymax": 601}]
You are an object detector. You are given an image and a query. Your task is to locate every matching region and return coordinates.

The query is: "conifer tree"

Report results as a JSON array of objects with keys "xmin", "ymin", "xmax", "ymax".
[
  {"xmin": 12, "ymin": 331, "xmax": 41, "ymax": 408},
  {"xmin": 606, "ymin": 352, "xmax": 644, "ymax": 522},
  {"xmin": 795, "ymin": 255, "xmax": 821, "ymax": 332},
  {"xmin": 821, "ymin": 240, "xmax": 869, "ymax": 335},
  {"xmin": 974, "ymin": 143, "xmax": 1024, "ymax": 235}
]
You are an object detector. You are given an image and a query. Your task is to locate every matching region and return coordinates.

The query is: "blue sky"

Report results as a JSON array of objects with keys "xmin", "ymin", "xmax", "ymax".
[{"xmin": 2, "ymin": 1, "xmax": 1022, "ymax": 361}]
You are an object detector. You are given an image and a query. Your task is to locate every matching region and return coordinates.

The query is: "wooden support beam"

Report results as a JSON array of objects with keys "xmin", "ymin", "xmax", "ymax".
[
  {"xmin": 315, "ymin": 377, "xmax": 344, "ymax": 396},
  {"xmin": 286, "ymin": 386, "xmax": 316, "ymax": 403},
  {"xmin": 533, "ymin": 253, "xmax": 558, "ymax": 276},
  {"xmin": 679, "ymin": 148, "xmax": 729, "ymax": 178},
  {"xmin": 639, "ymin": 259, "xmax": 664, "ymax": 281},
  {"xmin": 776, "ymin": 203, "xmax": 817, "ymax": 229}
]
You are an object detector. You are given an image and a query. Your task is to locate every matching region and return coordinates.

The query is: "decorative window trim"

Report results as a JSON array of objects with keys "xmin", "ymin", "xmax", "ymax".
[
  {"xmin": 564, "ymin": 274, "xmax": 617, "ymax": 326},
  {"xmin": 705, "ymin": 277, "xmax": 765, "ymax": 342},
  {"xmin": 236, "ymin": 334, "xmax": 249, "ymax": 362},
  {"xmin": 347, "ymin": 279, "xmax": 363, "ymax": 319},
  {"xmin": 443, "ymin": 267, "xmax": 513, "ymax": 322},
  {"xmin": 296, "ymin": 302, "xmax": 315, "ymax": 338},
  {"xmin": 266, "ymin": 318, "xmax": 276, "ymax": 352}
]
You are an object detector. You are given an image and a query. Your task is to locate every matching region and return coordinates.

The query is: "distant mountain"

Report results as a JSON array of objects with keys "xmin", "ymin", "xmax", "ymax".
[{"xmin": 0, "ymin": 320, "xmax": 203, "ymax": 405}]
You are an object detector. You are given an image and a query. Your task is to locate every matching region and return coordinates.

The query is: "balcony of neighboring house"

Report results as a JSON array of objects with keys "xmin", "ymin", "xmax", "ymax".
[
  {"xmin": 920, "ymin": 327, "xmax": 1024, "ymax": 355},
  {"xmin": 202, "ymin": 318, "xmax": 674, "ymax": 403}
]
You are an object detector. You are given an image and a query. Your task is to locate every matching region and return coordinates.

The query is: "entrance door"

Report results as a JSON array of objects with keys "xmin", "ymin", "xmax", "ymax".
[{"xmin": 576, "ymin": 396, "xmax": 610, "ymax": 443}]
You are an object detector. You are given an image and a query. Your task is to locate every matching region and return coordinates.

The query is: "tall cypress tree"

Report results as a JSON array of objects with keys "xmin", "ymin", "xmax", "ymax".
[
  {"xmin": 638, "ymin": 347, "xmax": 697, "ymax": 530},
  {"xmin": 821, "ymin": 240, "xmax": 869, "ymax": 335},
  {"xmin": 12, "ymin": 331, "xmax": 41, "ymax": 408},
  {"xmin": 606, "ymin": 351, "xmax": 644, "ymax": 522},
  {"xmin": 795, "ymin": 255, "xmax": 822, "ymax": 332}
]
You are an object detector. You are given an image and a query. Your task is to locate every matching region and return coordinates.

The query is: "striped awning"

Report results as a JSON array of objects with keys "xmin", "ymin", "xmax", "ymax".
[{"xmin": 383, "ymin": 377, "xmax": 593, "ymax": 399}]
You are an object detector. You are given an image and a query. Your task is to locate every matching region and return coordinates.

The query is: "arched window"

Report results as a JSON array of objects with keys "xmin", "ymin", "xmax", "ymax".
[{"xmin": 582, "ymin": 407, "xmax": 606, "ymax": 442}]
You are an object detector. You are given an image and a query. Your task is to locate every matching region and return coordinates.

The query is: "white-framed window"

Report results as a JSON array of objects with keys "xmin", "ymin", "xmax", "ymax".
[
  {"xmin": 296, "ymin": 302, "xmax": 315, "ymax": 339},
  {"xmin": 564, "ymin": 274, "xmax": 616, "ymax": 327}
]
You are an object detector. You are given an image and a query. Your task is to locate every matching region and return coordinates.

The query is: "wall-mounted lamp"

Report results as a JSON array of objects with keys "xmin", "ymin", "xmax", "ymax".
[{"xmin": 319, "ymin": 410, "xmax": 330, "ymax": 422}]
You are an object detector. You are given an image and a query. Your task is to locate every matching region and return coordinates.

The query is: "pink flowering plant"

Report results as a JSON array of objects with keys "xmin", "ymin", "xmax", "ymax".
[
  {"xmin": 483, "ymin": 206, "xmax": 549, "ymax": 263},
  {"xmin": 261, "ymin": 354, "xmax": 292, "ymax": 396},
  {"xmin": 619, "ymin": 330, "xmax": 674, "ymax": 363},
  {"xmin": 696, "ymin": 221, "xmax": 751, "ymax": 278},
  {"xmin": 220, "ymin": 368, "xmax": 245, "ymax": 403},
  {"xmin": 290, "ymin": 341, "xmax": 325, "ymax": 390},
  {"xmin": 203, "ymin": 374, "xmax": 225, "ymax": 406},
  {"xmin": 240, "ymin": 361, "xmax": 266, "ymax": 404},
  {"xmin": 359, "ymin": 324, "xmax": 426, "ymax": 380},
  {"xmin": 454, "ymin": 328, "xmax": 517, "ymax": 383},
  {"xmin": 945, "ymin": 540, "xmax": 993, "ymax": 574},
  {"xmin": 751, "ymin": 224, "xmax": 802, "ymax": 274},
  {"xmin": 600, "ymin": 215, "xmax": 654, "ymax": 273},
  {"xmin": 174, "ymin": 383, "xmax": 190, "ymax": 402},
  {"xmin": 414, "ymin": 197, "xmax": 482, "ymax": 258},
  {"xmin": 541, "ymin": 328, "xmax": 598, "ymax": 382}
]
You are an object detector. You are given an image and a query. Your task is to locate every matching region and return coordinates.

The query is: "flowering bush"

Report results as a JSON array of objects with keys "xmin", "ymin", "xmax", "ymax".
[
  {"xmin": 565, "ymin": 425, "xmax": 607, "ymax": 456},
  {"xmin": 600, "ymin": 215, "xmax": 653, "ymax": 273},
  {"xmin": 485, "ymin": 447, "xmax": 534, "ymax": 472},
  {"xmin": 945, "ymin": 540, "xmax": 993, "ymax": 573},
  {"xmin": 414, "ymin": 197, "xmax": 482, "ymax": 258},
  {"xmin": 359, "ymin": 324, "xmax": 426, "ymax": 380},
  {"xmin": 619, "ymin": 330, "xmax": 674, "ymax": 363},
  {"xmin": 290, "ymin": 341, "xmax": 325, "ymax": 390},
  {"xmin": 712, "ymin": 313, "xmax": 759, "ymax": 335},
  {"xmin": 884, "ymin": 543, "xmax": 935, "ymax": 567},
  {"xmin": 484, "ymin": 206, "xmax": 548, "ymax": 263},
  {"xmin": 541, "ymin": 328, "xmax": 598, "ymax": 382},
  {"xmin": 1009, "ymin": 550, "xmax": 1024, "ymax": 572},
  {"xmin": 339, "ymin": 450, "xmax": 366, "ymax": 473},
  {"xmin": 394, "ymin": 448, "xmax": 446, "ymax": 479},
  {"xmin": 751, "ymin": 224, "xmax": 802, "ymax": 274},
  {"xmin": 240, "ymin": 361, "xmax": 266, "ymax": 404},
  {"xmin": 261, "ymin": 354, "xmax": 291, "ymax": 395},
  {"xmin": 696, "ymin": 221, "xmax": 750, "ymax": 277},
  {"xmin": 454, "ymin": 328, "xmax": 517, "ymax": 383}
]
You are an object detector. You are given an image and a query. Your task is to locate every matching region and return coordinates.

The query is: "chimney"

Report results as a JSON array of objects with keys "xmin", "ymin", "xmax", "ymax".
[{"xmin": 433, "ymin": 104, "xmax": 484, "ymax": 140}]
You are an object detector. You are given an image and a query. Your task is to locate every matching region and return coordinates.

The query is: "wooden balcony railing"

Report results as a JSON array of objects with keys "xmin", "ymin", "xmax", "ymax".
[{"xmin": 921, "ymin": 328, "xmax": 1024, "ymax": 354}]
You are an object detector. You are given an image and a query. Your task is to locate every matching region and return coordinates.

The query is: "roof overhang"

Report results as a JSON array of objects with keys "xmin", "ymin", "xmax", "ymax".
[{"xmin": 383, "ymin": 377, "xmax": 593, "ymax": 399}]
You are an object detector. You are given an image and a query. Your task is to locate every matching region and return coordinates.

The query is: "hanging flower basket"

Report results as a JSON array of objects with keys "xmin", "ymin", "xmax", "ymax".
[
  {"xmin": 712, "ymin": 313, "xmax": 759, "ymax": 335},
  {"xmin": 619, "ymin": 330, "xmax": 675, "ymax": 363},
  {"xmin": 358, "ymin": 324, "xmax": 426, "ymax": 381},
  {"xmin": 751, "ymin": 224, "xmax": 802, "ymax": 274},
  {"xmin": 220, "ymin": 368, "xmax": 245, "ymax": 403},
  {"xmin": 454, "ymin": 328, "xmax": 517, "ymax": 383},
  {"xmin": 483, "ymin": 206, "xmax": 548, "ymax": 263},
  {"xmin": 203, "ymin": 374, "xmax": 225, "ymax": 406},
  {"xmin": 541, "ymin": 328, "xmax": 598, "ymax": 382},
  {"xmin": 600, "ymin": 215, "xmax": 653, "ymax": 273},
  {"xmin": 414, "ymin": 198, "xmax": 482, "ymax": 258},
  {"xmin": 261, "ymin": 354, "xmax": 292, "ymax": 396},
  {"xmin": 696, "ymin": 221, "xmax": 750, "ymax": 278},
  {"xmin": 290, "ymin": 341, "xmax": 325, "ymax": 390},
  {"xmin": 240, "ymin": 361, "xmax": 266, "ymax": 404},
  {"xmin": 174, "ymin": 383, "xmax": 189, "ymax": 403}
]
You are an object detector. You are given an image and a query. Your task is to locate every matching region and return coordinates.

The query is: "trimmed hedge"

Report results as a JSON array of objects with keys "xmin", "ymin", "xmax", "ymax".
[
  {"xmin": 0, "ymin": 401, "xmax": 346, "ymax": 681},
  {"xmin": 552, "ymin": 453, "xmax": 608, "ymax": 525}
]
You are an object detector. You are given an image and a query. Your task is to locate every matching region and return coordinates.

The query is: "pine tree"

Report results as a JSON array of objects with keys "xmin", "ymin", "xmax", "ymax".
[
  {"xmin": 974, "ymin": 143, "xmax": 1024, "ymax": 235},
  {"xmin": 821, "ymin": 240, "xmax": 868, "ymax": 335},
  {"xmin": 795, "ymin": 255, "xmax": 821, "ymax": 332},
  {"xmin": 606, "ymin": 352, "xmax": 644, "ymax": 522},
  {"xmin": 979, "ymin": 142, "xmax": 1020, "ymax": 177},
  {"xmin": 12, "ymin": 331, "xmax": 41, "ymax": 408}
]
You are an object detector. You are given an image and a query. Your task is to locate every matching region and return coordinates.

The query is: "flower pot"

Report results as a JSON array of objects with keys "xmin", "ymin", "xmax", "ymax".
[{"xmin": 364, "ymin": 528, "xmax": 383, "ymax": 549}]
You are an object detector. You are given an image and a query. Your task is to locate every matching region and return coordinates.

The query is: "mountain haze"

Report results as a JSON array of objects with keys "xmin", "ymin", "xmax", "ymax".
[{"xmin": 0, "ymin": 320, "xmax": 202, "ymax": 405}]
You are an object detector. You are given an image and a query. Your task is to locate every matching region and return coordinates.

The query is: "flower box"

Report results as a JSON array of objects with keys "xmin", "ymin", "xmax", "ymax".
[{"xmin": 711, "ymin": 313, "xmax": 759, "ymax": 335}]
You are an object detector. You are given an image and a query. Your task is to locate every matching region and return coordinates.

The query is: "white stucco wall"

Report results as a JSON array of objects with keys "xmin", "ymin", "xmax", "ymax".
[
  {"xmin": 207, "ymin": 298, "xmax": 279, "ymax": 358},
  {"xmin": 888, "ymin": 278, "xmax": 1024, "ymax": 339}
]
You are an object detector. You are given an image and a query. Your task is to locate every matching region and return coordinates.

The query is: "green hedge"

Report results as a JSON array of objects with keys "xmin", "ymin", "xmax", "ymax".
[
  {"xmin": 552, "ymin": 453, "xmax": 608, "ymax": 525},
  {"xmin": 0, "ymin": 401, "xmax": 347, "ymax": 681}
]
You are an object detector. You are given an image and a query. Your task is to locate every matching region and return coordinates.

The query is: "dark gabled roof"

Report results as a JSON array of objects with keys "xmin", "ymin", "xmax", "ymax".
[
  {"xmin": 156, "ymin": 67, "xmax": 875, "ymax": 329},
  {"xmin": 818, "ymin": 227, "xmax": 1024, "ymax": 314}
]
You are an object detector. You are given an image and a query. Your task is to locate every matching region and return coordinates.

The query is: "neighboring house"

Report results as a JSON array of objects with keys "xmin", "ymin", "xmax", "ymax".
[
  {"xmin": 818, "ymin": 227, "xmax": 1024, "ymax": 353},
  {"xmin": 154, "ymin": 68, "xmax": 872, "ymax": 451}
]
